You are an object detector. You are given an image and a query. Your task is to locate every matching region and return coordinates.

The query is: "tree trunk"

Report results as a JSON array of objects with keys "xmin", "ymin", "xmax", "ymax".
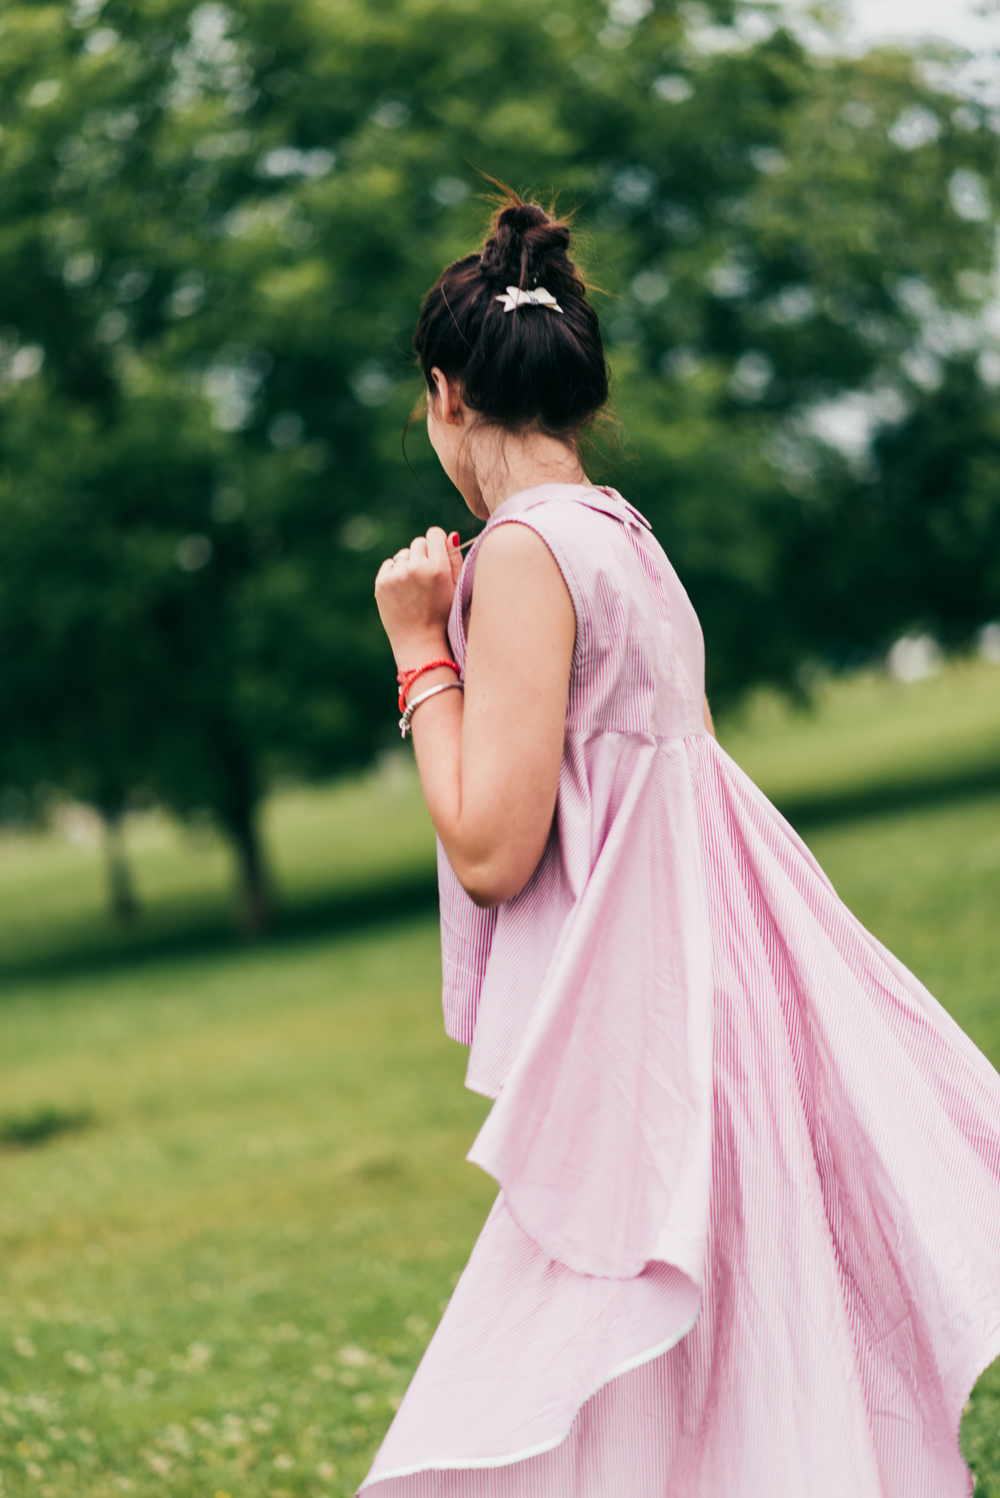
[
  {"xmin": 214, "ymin": 734, "xmax": 273, "ymax": 935},
  {"xmin": 230, "ymin": 799, "xmax": 272, "ymax": 935},
  {"xmin": 102, "ymin": 808, "xmax": 138, "ymax": 923}
]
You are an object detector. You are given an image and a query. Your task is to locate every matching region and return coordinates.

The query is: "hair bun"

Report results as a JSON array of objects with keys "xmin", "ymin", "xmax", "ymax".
[
  {"xmin": 413, "ymin": 186, "xmax": 608, "ymax": 437},
  {"xmin": 481, "ymin": 201, "xmax": 574, "ymax": 289}
]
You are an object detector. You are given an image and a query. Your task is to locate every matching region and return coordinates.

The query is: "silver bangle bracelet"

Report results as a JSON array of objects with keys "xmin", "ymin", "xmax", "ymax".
[{"xmin": 399, "ymin": 680, "xmax": 464, "ymax": 738}]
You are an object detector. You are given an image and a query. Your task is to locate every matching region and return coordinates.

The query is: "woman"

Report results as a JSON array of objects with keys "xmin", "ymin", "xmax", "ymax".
[{"xmin": 366, "ymin": 195, "xmax": 1000, "ymax": 1496}]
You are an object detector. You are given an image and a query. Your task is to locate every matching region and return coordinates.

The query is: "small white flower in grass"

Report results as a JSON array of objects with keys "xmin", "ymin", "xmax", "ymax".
[
  {"xmin": 403, "ymin": 1316, "xmax": 428, "ymax": 1337},
  {"xmin": 316, "ymin": 1461, "xmax": 337, "ymax": 1480},
  {"xmin": 354, "ymin": 1392, "xmax": 373, "ymax": 1411},
  {"xmin": 14, "ymin": 1338, "xmax": 36, "ymax": 1359},
  {"xmin": 273, "ymin": 1452, "xmax": 294, "ymax": 1470},
  {"xmin": 313, "ymin": 1365, "xmax": 334, "ymax": 1381},
  {"xmin": 337, "ymin": 1345, "xmax": 372, "ymax": 1367},
  {"xmin": 249, "ymin": 1417, "xmax": 272, "ymax": 1434},
  {"xmin": 65, "ymin": 1351, "xmax": 93, "ymax": 1375}
]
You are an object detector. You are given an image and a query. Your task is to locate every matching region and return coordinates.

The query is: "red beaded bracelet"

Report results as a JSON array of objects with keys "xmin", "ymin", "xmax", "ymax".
[{"xmin": 397, "ymin": 657, "xmax": 459, "ymax": 713}]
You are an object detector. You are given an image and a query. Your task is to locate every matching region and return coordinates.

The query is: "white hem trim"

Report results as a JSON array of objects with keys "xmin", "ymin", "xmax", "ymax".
[{"xmin": 358, "ymin": 1312, "xmax": 699, "ymax": 1488}]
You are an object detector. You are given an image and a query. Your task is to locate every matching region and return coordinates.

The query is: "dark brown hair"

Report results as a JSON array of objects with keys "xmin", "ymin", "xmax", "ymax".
[{"xmin": 413, "ymin": 191, "xmax": 609, "ymax": 439}]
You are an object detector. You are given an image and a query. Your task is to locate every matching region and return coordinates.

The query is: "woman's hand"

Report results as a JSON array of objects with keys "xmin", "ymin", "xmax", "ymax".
[{"xmin": 374, "ymin": 526, "xmax": 464, "ymax": 669}]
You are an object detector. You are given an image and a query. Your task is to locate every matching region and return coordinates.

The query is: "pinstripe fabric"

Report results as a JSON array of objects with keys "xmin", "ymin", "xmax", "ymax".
[{"xmin": 363, "ymin": 484, "xmax": 1000, "ymax": 1497}]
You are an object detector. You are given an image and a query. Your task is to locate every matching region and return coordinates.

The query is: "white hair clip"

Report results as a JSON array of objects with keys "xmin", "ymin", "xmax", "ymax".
[{"xmin": 495, "ymin": 285, "xmax": 564, "ymax": 314}]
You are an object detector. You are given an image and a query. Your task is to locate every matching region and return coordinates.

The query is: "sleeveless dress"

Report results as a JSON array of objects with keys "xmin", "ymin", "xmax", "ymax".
[{"xmin": 361, "ymin": 482, "xmax": 1000, "ymax": 1498}]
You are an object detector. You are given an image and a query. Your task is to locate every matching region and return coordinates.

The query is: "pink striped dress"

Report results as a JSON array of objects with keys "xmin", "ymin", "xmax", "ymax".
[{"xmin": 362, "ymin": 482, "xmax": 1000, "ymax": 1497}]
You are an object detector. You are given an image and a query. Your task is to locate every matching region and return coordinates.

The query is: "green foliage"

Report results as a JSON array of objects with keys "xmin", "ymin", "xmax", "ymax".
[{"xmin": 0, "ymin": 0, "xmax": 997, "ymax": 915}]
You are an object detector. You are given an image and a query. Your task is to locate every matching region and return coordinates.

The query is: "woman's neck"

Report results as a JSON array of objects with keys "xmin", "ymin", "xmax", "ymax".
[{"xmin": 474, "ymin": 429, "xmax": 592, "ymax": 516}]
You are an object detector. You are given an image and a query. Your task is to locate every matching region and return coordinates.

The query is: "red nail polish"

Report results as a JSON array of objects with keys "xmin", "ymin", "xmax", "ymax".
[{"xmin": 449, "ymin": 532, "xmax": 460, "ymax": 547}]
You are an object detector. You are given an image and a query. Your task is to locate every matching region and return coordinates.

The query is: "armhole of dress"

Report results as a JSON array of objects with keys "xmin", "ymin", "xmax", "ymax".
[{"xmin": 481, "ymin": 513, "xmax": 585, "ymax": 669}]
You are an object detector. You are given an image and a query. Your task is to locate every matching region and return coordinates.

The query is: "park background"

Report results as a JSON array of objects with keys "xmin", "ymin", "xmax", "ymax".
[{"xmin": 1, "ymin": 0, "xmax": 1000, "ymax": 1493}]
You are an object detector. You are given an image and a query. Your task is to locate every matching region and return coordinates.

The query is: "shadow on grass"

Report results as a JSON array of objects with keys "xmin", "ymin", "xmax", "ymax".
[
  {"xmin": 0, "ymin": 866, "xmax": 440, "ymax": 989},
  {"xmin": 775, "ymin": 760, "xmax": 1000, "ymax": 832},
  {"xmin": 0, "ymin": 1104, "xmax": 94, "ymax": 1149}
]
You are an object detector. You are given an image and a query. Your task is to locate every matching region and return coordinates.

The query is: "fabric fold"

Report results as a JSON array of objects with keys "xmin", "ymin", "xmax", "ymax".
[{"xmin": 467, "ymin": 737, "xmax": 713, "ymax": 1285}]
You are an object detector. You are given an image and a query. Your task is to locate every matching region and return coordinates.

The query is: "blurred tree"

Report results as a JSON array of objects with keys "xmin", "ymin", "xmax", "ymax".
[{"xmin": 0, "ymin": 0, "xmax": 996, "ymax": 923}]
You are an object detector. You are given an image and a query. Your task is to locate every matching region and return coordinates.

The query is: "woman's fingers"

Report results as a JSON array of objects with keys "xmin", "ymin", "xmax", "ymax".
[
  {"xmin": 447, "ymin": 532, "xmax": 464, "ymax": 585},
  {"xmin": 425, "ymin": 526, "xmax": 451, "ymax": 573}
]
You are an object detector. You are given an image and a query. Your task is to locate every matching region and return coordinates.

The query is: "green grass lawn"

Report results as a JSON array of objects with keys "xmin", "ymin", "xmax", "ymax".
[{"xmin": 1, "ymin": 660, "xmax": 999, "ymax": 1495}]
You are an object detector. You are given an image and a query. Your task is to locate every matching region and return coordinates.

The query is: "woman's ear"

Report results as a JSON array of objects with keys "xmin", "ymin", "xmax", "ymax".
[{"xmin": 430, "ymin": 368, "xmax": 464, "ymax": 425}]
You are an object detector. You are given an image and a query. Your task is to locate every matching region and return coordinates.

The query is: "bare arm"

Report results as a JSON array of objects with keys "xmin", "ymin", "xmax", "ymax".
[{"xmin": 375, "ymin": 524, "xmax": 574, "ymax": 907}]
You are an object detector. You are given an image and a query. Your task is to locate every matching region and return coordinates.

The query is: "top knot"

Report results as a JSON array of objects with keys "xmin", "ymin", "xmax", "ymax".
[{"xmin": 480, "ymin": 200, "xmax": 577, "ymax": 294}]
